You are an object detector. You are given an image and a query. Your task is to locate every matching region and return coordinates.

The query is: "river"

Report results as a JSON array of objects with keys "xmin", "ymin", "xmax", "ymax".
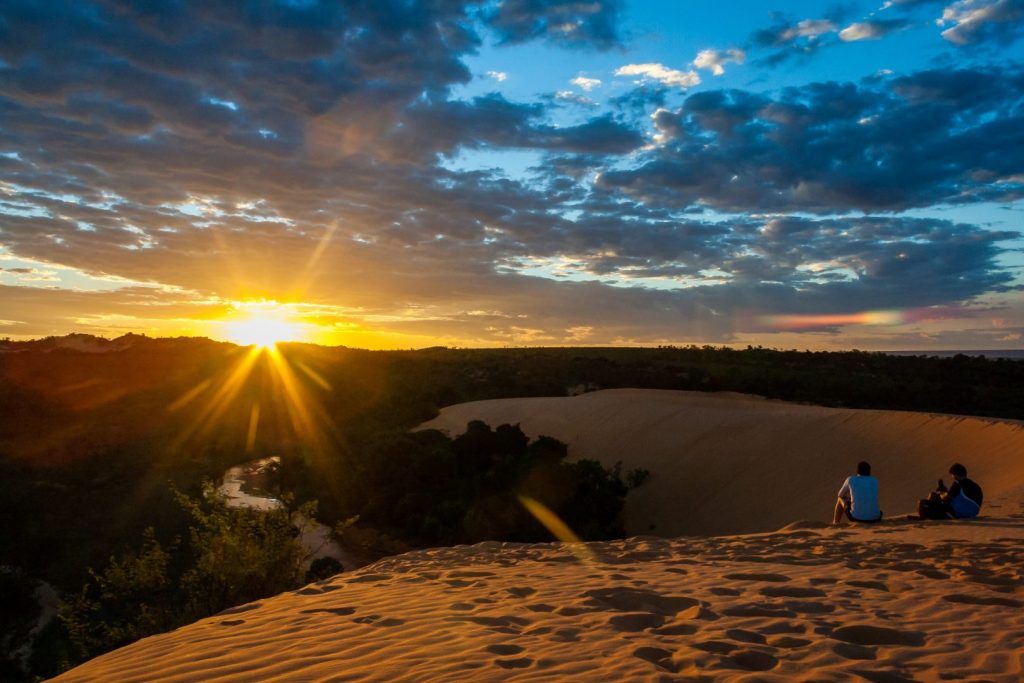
[{"xmin": 217, "ymin": 457, "xmax": 357, "ymax": 573}]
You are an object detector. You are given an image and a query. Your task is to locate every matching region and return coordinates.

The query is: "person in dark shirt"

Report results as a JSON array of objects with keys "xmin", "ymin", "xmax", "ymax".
[{"xmin": 915, "ymin": 463, "xmax": 983, "ymax": 520}]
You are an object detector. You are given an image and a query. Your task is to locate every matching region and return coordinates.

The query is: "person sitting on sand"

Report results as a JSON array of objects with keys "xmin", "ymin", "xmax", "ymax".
[
  {"xmin": 833, "ymin": 460, "xmax": 882, "ymax": 525},
  {"xmin": 916, "ymin": 463, "xmax": 983, "ymax": 520}
]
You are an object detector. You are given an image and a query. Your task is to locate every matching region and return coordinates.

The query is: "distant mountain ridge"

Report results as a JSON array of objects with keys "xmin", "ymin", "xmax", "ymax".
[{"xmin": 0, "ymin": 333, "xmax": 231, "ymax": 354}]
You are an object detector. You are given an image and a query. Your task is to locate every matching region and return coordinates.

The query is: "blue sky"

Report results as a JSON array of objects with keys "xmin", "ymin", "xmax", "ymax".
[{"xmin": 1, "ymin": 0, "xmax": 1023, "ymax": 349}]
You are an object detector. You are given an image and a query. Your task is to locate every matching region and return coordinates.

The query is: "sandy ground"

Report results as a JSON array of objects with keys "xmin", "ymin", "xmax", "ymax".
[
  {"xmin": 52, "ymin": 519, "xmax": 1024, "ymax": 682},
  {"xmin": 422, "ymin": 389, "xmax": 1024, "ymax": 536},
  {"xmin": 51, "ymin": 391, "xmax": 1024, "ymax": 682}
]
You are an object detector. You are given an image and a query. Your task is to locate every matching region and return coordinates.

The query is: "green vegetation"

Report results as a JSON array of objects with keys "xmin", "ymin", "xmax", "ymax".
[
  {"xmin": 61, "ymin": 488, "xmax": 315, "ymax": 665},
  {"xmin": 296, "ymin": 421, "xmax": 641, "ymax": 547}
]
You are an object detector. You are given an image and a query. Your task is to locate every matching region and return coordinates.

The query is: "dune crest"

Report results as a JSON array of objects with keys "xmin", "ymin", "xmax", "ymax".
[
  {"xmin": 53, "ymin": 521, "xmax": 1024, "ymax": 681},
  {"xmin": 422, "ymin": 389, "xmax": 1024, "ymax": 536}
]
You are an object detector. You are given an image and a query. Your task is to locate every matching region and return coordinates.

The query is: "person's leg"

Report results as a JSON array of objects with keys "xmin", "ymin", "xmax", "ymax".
[
  {"xmin": 833, "ymin": 497, "xmax": 849, "ymax": 525},
  {"xmin": 917, "ymin": 498, "xmax": 950, "ymax": 520}
]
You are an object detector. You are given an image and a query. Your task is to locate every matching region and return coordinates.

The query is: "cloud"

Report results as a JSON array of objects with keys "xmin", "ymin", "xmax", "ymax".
[
  {"xmin": 615, "ymin": 63, "xmax": 701, "ymax": 89},
  {"xmin": 595, "ymin": 67, "xmax": 1024, "ymax": 213},
  {"xmin": 555, "ymin": 91, "xmax": 597, "ymax": 106},
  {"xmin": 839, "ymin": 19, "xmax": 910, "ymax": 41},
  {"xmin": 692, "ymin": 49, "xmax": 746, "ymax": 76},
  {"xmin": 782, "ymin": 19, "xmax": 838, "ymax": 40},
  {"xmin": 487, "ymin": 70, "xmax": 508, "ymax": 82},
  {"xmin": 484, "ymin": 0, "xmax": 624, "ymax": 49},
  {"xmin": 938, "ymin": 0, "xmax": 1024, "ymax": 45},
  {"xmin": 750, "ymin": 16, "xmax": 840, "ymax": 65},
  {"xmin": 753, "ymin": 17, "xmax": 837, "ymax": 46},
  {"xmin": 0, "ymin": 1, "xmax": 1018, "ymax": 349},
  {"xmin": 571, "ymin": 75, "xmax": 602, "ymax": 91},
  {"xmin": 886, "ymin": 0, "xmax": 947, "ymax": 7}
]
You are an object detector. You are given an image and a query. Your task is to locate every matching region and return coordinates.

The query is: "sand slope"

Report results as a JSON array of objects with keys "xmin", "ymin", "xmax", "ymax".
[
  {"xmin": 51, "ymin": 391, "xmax": 1024, "ymax": 681},
  {"xmin": 53, "ymin": 520, "xmax": 1024, "ymax": 682},
  {"xmin": 422, "ymin": 389, "xmax": 1024, "ymax": 536}
]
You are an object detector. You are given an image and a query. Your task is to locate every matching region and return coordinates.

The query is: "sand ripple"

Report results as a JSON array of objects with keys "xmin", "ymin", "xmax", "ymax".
[{"xmin": 53, "ymin": 520, "xmax": 1024, "ymax": 682}]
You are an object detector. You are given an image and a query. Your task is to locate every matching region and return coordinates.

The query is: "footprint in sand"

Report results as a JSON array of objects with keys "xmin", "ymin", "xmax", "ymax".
[
  {"xmin": 583, "ymin": 587, "xmax": 699, "ymax": 615},
  {"xmin": 633, "ymin": 646, "xmax": 680, "ymax": 673},
  {"xmin": 608, "ymin": 612, "xmax": 666, "ymax": 632},
  {"xmin": 722, "ymin": 649, "xmax": 778, "ymax": 672},
  {"xmin": 486, "ymin": 644, "xmax": 524, "ymax": 656},
  {"xmin": 916, "ymin": 568, "xmax": 949, "ymax": 580},
  {"xmin": 652, "ymin": 622, "xmax": 698, "ymax": 636},
  {"xmin": 710, "ymin": 587, "xmax": 742, "ymax": 596},
  {"xmin": 494, "ymin": 657, "xmax": 533, "ymax": 669},
  {"xmin": 770, "ymin": 636, "xmax": 811, "ymax": 648},
  {"xmin": 831, "ymin": 624, "xmax": 926, "ymax": 647},
  {"xmin": 943, "ymin": 593, "xmax": 1022, "ymax": 607},
  {"xmin": 526, "ymin": 603, "xmax": 555, "ymax": 612},
  {"xmin": 692, "ymin": 640, "xmax": 738, "ymax": 655},
  {"xmin": 725, "ymin": 628, "xmax": 766, "ymax": 644},
  {"xmin": 505, "ymin": 587, "xmax": 536, "ymax": 598},
  {"xmin": 760, "ymin": 586, "xmax": 827, "ymax": 599},
  {"xmin": 723, "ymin": 572, "xmax": 790, "ymax": 582},
  {"xmin": 677, "ymin": 604, "xmax": 719, "ymax": 621},
  {"xmin": 218, "ymin": 619, "xmax": 245, "ymax": 626},
  {"xmin": 846, "ymin": 580, "xmax": 889, "ymax": 591},
  {"xmin": 833, "ymin": 642, "xmax": 877, "ymax": 660},
  {"xmin": 550, "ymin": 627, "xmax": 581, "ymax": 642}
]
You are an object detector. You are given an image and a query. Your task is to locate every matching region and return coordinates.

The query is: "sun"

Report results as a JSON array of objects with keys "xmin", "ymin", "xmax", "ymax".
[{"xmin": 220, "ymin": 302, "xmax": 309, "ymax": 348}]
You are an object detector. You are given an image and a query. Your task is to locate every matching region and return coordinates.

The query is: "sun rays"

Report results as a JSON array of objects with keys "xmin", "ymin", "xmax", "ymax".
[{"xmin": 165, "ymin": 341, "xmax": 340, "ymax": 473}]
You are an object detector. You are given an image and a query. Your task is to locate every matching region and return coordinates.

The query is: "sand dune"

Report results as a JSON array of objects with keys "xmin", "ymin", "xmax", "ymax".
[
  {"xmin": 51, "ymin": 391, "xmax": 1024, "ymax": 681},
  {"xmin": 422, "ymin": 389, "xmax": 1024, "ymax": 537},
  {"xmin": 52, "ymin": 520, "xmax": 1024, "ymax": 682}
]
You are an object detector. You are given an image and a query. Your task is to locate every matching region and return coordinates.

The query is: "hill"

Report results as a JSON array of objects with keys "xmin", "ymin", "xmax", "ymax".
[
  {"xmin": 423, "ymin": 389, "xmax": 1024, "ymax": 537},
  {"xmin": 51, "ymin": 520, "xmax": 1024, "ymax": 682}
]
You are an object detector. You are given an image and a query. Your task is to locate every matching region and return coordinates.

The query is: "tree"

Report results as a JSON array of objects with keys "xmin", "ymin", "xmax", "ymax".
[
  {"xmin": 61, "ymin": 488, "xmax": 316, "ymax": 663},
  {"xmin": 61, "ymin": 529, "xmax": 176, "ymax": 661}
]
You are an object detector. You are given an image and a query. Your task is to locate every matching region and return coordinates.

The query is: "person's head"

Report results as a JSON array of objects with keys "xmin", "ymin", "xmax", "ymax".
[
  {"xmin": 856, "ymin": 461, "xmax": 871, "ymax": 476},
  {"xmin": 949, "ymin": 463, "xmax": 967, "ymax": 479}
]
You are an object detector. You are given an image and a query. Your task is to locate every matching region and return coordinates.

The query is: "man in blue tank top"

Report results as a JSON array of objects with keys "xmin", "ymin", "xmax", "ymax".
[{"xmin": 833, "ymin": 461, "xmax": 882, "ymax": 525}]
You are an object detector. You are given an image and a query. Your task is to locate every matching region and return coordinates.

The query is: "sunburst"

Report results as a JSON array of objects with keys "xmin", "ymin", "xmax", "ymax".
[{"xmin": 221, "ymin": 302, "xmax": 308, "ymax": 348}]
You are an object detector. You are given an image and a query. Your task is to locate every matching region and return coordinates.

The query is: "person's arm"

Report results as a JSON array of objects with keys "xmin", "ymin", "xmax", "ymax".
[
  {"xmin": 942, "ymin": 481, "xmax": 961, "ymax": 503},
  {"xmin": 838, "ymin": 477, "xmax": 851, "ymax": 502}
]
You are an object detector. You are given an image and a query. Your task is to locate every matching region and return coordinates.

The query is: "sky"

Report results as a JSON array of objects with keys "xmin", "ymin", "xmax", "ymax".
[{"xmin": 1, "ymin": 0, "xmax": 1023, "ymax": 350}]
